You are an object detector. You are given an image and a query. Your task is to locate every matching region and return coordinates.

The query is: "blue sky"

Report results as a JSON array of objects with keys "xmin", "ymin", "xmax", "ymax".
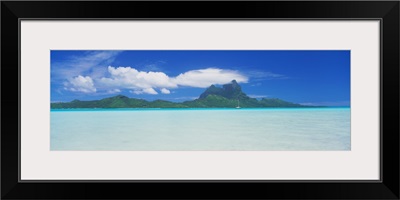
[{"xmin": 51, "ymin": 50, "xmax": 350, "ymax": 106}]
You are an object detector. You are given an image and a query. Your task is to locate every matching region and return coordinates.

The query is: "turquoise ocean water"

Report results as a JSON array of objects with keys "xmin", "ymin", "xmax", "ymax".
[{"xmin": 50, "ymin": 108, "xmax": 350, "ymax": 151}]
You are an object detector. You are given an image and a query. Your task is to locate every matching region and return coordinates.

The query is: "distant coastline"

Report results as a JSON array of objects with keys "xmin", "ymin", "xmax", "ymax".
[{"xmin": 51, "ymin": 80, "xmax": 323, "ymax": 109}]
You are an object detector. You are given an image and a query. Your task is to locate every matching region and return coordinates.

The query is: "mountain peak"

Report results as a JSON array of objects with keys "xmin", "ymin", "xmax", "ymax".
[
  {"xmin": 223, "ymin": 79, "xmax": 241, "ymax": 90},
  {"xmin": 199, "ymin": 80, "xmax": 247, "ymax": 100}
]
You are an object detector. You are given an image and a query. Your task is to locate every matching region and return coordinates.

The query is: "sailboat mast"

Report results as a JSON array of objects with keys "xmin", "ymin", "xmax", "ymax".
[{"xmin": 236, "ymin": 99, "xmax": 240, "ymax": 108}]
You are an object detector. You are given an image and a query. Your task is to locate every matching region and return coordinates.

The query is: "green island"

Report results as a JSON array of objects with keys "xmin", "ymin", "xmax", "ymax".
[{"xmin": 51, "ymin": 80, "xmax": 313, "ymax": 109}]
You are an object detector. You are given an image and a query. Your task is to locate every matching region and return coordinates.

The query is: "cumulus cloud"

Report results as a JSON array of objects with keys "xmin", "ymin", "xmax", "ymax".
[
  {"xmin": 65, "ymin": 66, "xmax": 250, "ymax": 95},
  {"xmin": 64, "ymin": 75, "xmax": 96, "ymax": 93},
  {"xmin": 99, "ymin": 66, "xmax": 177, "ymax": 90},
  {"xmin": 96, "ymin": 66, "xmax": 248, "ymax": 95},
  {"xmin": 173, "ymin": 68, "xmax": 248, "ymax": 88},
  {"xmin": 131, "ymin": 88, "xmax": 158, "ymax": 95},
  {"xmin": 143, "ymin": 88, "xmax": 158, "ymax": 94},
  {"xmin": 160, "ymin": 88, "xmax": 171, "ymax": 94}
]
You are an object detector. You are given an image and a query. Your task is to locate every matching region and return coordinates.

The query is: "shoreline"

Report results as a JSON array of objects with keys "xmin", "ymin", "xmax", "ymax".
[{"xmin": 50, "ymin": 106, "xmax": 349, "ymax": 112}]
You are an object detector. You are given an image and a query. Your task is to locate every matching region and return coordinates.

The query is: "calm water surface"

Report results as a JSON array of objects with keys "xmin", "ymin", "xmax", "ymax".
[{"xmin": 50, "ymin": 108, "xmax": 350, "ymax": 151}]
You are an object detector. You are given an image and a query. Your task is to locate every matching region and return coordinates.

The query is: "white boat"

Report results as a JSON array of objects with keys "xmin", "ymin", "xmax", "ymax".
[{"xmin": 236, "ymin": 99, "xmax": 241, "ymax": 109}]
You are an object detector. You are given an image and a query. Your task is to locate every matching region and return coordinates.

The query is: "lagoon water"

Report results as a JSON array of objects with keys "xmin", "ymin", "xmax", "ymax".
[{"xmin": 50, "ymin": 108, "xmax": 350, "ymax": 151}]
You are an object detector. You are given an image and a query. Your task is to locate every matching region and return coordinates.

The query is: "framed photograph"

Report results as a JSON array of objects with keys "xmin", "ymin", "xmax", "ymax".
[{"xmin": 2, "ymin": 1, "xmax": 399, "ymax": 199}]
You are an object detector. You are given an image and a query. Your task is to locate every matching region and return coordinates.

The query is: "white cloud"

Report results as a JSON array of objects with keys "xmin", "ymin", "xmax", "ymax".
[
  {"xmin": 173, "ymin": 68, "xmax": 248, "ymax": 88},
  {"xmin": 130, "ymin": 88, "xmax": 158, "ymax": 95},
  {"xmin": 143, "ymin": 88, "xmax": 158, "ymax": 95},
  {"xmin": 64, "ymin": 75, "xmax": 96, "ymax": 93},
  {"xmin": 160, "ymin": 88, "xmax": 171, "ymax": 94},
  {"xmin": 67, "ymin": 66, "xmax": 249, "ymax": 95},
  {"xmin": 99, "ymin": 66, "xmax": 177, "ymax": 90},
  {"xmin": 98, "ymin": 66, "xmax": 247, "ymax": 94},
  {"xmin": 52, "ymin": 51, "xmax": 121, "ymax": 81}
]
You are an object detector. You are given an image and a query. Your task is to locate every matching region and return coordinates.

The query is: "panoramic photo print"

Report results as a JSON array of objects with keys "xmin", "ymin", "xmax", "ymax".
[{"xmin": 51, "ymin": 50, "xmax": 350, "ymax": 151}]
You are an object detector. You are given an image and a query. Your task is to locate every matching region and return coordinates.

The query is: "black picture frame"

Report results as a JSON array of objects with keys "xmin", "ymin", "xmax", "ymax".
[{"xmin": 1, "ymin": 1, "xmax": 399, "ymax": 199}]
